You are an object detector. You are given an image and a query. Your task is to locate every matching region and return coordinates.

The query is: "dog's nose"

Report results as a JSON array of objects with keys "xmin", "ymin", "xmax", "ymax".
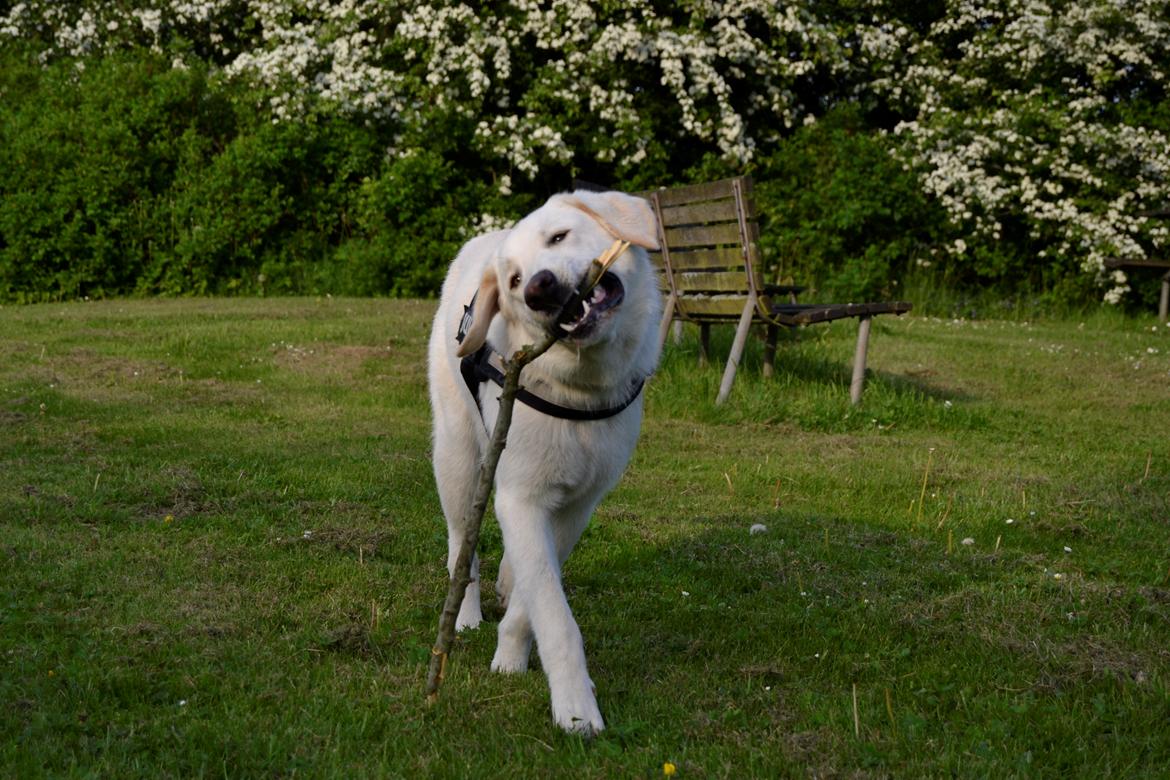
[{"xmin": 523, "ymin": 270, "xmax": 564, "ymax": 313}]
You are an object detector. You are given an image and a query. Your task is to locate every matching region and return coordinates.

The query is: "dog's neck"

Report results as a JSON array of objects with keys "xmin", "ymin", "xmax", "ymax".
[{"xmin": 495, "ymin": 320, "xmax": 653, "ymax": 405}]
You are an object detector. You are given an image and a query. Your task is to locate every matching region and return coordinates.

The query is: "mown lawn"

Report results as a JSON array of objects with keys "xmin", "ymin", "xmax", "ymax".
[{"xmin": 2, "ymin": 298, "xmax": 1168, "ymax": 778}]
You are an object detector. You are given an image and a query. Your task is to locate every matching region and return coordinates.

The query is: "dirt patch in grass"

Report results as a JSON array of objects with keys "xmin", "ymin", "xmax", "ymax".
[
  {"xmin": 152, "ymin": 465, "xmax": 210, "ymax": 518},
  {"xmin": 271, "ymin": 343, "xmax": 395, "ymax": 376},
  {"xmin": 43, "ymin": 348, "xmax": 176, "ymax": 386},
  {"xmin": 314, "ymin": 622, "xmax": 394, "ymax": 658},
  {"xmin": 279, "ymin": 525, "xmax": 396, "ymax": 559}
]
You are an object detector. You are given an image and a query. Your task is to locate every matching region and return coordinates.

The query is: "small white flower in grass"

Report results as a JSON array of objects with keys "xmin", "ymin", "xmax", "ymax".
[
  {"xmin": 681, "ymin": 590, "xmax": 690, "ymax": 597},
  {"xmin": 1006, "ymin": 518, "xmax": 1015, "ymax": 525},
  {"xmin": 303, "ymin": 530, "xmax": 313, "ymax": 539},
  {"xmin": 750, "ymin": 523, "xmax": 767, "ymax": 535},
  {"xmin": 944, "ymin": 400, "xmax": 953, "ymax": 409},
  {"xmin": 1053, "ymin": 573, "xmax": 1063, "ymax": 580},
  {"xmin": 1064, "ymin": 546, "xmax": 1072, "ymax": 553},
  {"xmin": 961, "ymin": 537, "xmax": 974, "ymax": 546},
  {"xmin": 179, "ymin": 700, "xmax": 188, "ymax": 707}
]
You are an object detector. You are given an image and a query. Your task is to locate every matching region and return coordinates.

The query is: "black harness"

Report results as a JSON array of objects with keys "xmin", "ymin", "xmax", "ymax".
[{"xmin": 456, "ymin": 293, "xmax": 645, "ymax": 423}]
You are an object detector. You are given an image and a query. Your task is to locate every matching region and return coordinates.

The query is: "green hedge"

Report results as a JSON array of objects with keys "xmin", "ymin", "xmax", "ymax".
[{"xmin": 0, "ymin": 49, "xmax": 510, "ymax": 302}]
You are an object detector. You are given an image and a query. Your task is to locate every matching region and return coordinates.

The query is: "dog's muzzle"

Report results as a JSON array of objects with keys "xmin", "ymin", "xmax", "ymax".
[{"xmin": 523, "ymin": 269, "xmax": 625, "ymax": 340}]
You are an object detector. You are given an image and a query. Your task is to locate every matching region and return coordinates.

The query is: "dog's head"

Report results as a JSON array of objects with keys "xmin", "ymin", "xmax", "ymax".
[{"xmin": 456, "ymin": 189, "xmax": 660, "ymax": 358}]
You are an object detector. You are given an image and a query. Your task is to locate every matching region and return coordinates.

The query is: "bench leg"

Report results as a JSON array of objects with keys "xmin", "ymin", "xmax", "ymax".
[
  {"xmin": 698, "ymin": 323, "xmax": 710, "ymax": 366},
  {"xmin": 1160, "ymin": 273, "xmax": 1169, "ymax": 323},
  {"xmin": 657, "ymin": 293, "xmax": 676, "ymax": 356},
  {"xmin": 850, "ymin": 315, "xmax": 872, "ymax": 406},
  {"xmin": 716, "ymin": 292, "xmax": 757, "ymax": 405},
  {"xmin": 762, "ymin": 325, "xmax": 778, "ymax": 378},
  {"xmin": 672, "ymin": 320, "xmax": 684, "ymax": 346}
]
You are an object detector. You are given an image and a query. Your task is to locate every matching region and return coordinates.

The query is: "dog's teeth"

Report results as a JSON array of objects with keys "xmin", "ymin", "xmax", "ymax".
[
  {"xmin": 581, "ymin": 301, "xmax": 592, "ymax": 317},
  {"xmin": 559, "ymin": 320, "xmax": 579, "ymax": 333}
]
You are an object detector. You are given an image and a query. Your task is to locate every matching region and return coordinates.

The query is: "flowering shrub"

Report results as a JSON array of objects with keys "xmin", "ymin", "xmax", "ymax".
[
  {"xmin": 1, "ymin": 0, "xmax": 1166, "ymax": 304},
  {"xmin": 879, "ymin": 0, "xmax": 1170, "ymax": 301}
]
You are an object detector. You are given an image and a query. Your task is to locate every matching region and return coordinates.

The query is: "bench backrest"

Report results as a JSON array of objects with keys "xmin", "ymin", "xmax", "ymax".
[{"xmin": 638, "ymin": 176, "xmax": 767, "ymax": 321}]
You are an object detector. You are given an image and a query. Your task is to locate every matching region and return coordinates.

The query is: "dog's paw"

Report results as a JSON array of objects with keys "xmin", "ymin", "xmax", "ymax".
[
  {"xmin": 455, "ymin": 602, "xmax": 482, "ymax": 632},
  {"xmin": 550, "ymin": 685, "xmax": 604, "ymax": 736},
  {"xmin": 490, "ymin": 646, "xmax": 529, "ymax": 674}
]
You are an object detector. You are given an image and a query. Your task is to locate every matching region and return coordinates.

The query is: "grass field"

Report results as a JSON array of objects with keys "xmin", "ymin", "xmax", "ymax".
[{"xmin": 2, "ymin": 298, "xmax": 1169, "ymax": 778}]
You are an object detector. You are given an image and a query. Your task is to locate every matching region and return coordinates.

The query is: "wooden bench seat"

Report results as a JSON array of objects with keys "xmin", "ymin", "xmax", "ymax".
[{"xmin": 635, "ymin": 175, "xmax": 912, "ymax": 404}]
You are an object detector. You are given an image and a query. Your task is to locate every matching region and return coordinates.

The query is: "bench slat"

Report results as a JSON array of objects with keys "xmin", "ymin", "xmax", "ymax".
[
  {"xmin": 662, "ymin": 222, "xmax": 743, "ymax": 248},
  {"xmin": 673, "ymin": 271, "xmax": 750, "ymax": 293},
  {"xmin": 649, "ymin": 246, "xmax": 745, "ymax": 271},
  {"xmin": 676, "ymin": 295, "xmax": 756, "ymax": 319},
  {"xmin": 658, "ymin": 198, "xmax": 740, "ymax": 226},
  {"xmin": 643, "ymin": 177, "xmax": 750, "ymax": 208}
]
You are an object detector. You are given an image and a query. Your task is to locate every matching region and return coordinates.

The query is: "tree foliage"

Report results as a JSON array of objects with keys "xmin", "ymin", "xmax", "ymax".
[{"xmin": 0, "ymin": 1, "xmax": 1166, "ymax": 305}]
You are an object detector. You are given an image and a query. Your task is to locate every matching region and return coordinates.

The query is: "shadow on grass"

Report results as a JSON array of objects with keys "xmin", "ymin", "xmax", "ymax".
[
  {"xmin": 650, "ymin": 324, "xmax": 985, "ymax": 432},
  {"xmin": 553, "ymin": 512, "xmax": 1169, "ymax": 770}
]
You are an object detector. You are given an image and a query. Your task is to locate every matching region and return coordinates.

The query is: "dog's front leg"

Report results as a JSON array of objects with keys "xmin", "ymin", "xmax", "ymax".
[{"xmin": 493, "ymin": 489, "xmax": 604, "ymax": 735}]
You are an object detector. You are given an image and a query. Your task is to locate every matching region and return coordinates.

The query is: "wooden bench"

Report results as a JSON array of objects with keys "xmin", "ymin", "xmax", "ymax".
[
  {"xmin": 1104, "ymin": 206, "xmax": 1170, "ymax": 322},
  {"xmin": 637, "ymin": 176, "xmax": 911, "ymax": 404}
]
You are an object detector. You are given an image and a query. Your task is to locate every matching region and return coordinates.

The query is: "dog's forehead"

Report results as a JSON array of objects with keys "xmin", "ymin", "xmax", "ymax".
[
  {"xmin": 511, "ymin": 198, "xmax": 591, "ymax": 239},
  {"xmin": 497, "ymin": 203, "xmax": 598, "ymax": 268}
]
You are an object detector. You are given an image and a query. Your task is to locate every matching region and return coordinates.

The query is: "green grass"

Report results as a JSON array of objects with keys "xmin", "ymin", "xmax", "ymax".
[{"xmin": 2, "ymin": 297, "xmax": 1168, "ymax": 778}]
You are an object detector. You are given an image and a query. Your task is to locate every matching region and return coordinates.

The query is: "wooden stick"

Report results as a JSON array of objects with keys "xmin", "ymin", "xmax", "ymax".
[{"xmin": 425, "ymin": 240, "xmax": 629, "ymax": 702}]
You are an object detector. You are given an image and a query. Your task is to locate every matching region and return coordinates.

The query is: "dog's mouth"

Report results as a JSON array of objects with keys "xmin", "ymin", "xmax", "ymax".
[{"xmin": 556, "ymin": 271, "xmax": 624, "ymax": 340}]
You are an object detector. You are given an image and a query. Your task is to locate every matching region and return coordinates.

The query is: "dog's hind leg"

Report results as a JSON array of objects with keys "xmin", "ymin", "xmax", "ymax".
[
  {"xmin": 495, "ymin": 556, "xmax": 514, "ymax": 611},
  {"xmin": 490, "ymin": 579, "xmax": 533, "ymax": 674},
  {"xmin": 432, "ymin": 417, "xmax": 484, "ymax": 632}
]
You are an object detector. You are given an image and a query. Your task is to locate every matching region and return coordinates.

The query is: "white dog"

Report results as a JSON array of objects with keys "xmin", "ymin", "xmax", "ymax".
[{"xmin": 427, "ymin": 188, "xmax": 663, "ymax": 734}]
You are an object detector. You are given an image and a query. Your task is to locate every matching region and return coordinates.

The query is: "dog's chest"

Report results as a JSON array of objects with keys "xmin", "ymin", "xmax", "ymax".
[{"xmin": 479, "ymin": 383, "xmax": 642, "ymax": 502}]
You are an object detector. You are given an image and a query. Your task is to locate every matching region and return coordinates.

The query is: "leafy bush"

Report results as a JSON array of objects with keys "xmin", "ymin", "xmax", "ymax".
[
  {"xmin": 749, "ymin": 107, "xmax": 948, "ymax": 301},
  {"xmin": 0, "ymin": 49, "xmax": 228, "ymax": 300},
  {"xmin": 0, "ymin": 48, "xmax": 502, "ymax": 300},
  {"xmin": 326, "ymin": 149, "xmax": 504, "ymax": 298}
]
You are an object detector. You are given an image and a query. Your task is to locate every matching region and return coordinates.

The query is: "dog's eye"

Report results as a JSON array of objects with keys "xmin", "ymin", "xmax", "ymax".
[
  {"xmin": 548, "ymin": 230, "xmax": 569, "ymax": 246},
  {"xmin": 509, "ymin": 272, "xmax": 522, "ymax": 290}
]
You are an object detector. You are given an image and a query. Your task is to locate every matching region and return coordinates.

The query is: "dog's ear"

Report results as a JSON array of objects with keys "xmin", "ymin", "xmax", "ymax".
[
  {"xmin": 455, "ymin": 268, "xmax": 500, "ymax": 357},
  {"xmin": 563, "ymin": 190, "xmax": 660, "ymax": 250}
]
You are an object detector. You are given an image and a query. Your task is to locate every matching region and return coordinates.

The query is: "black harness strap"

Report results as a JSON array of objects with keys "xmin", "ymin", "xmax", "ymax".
[{"xmin": 456, "ymin": 292, "xmax": 644, "ymax": 423}]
